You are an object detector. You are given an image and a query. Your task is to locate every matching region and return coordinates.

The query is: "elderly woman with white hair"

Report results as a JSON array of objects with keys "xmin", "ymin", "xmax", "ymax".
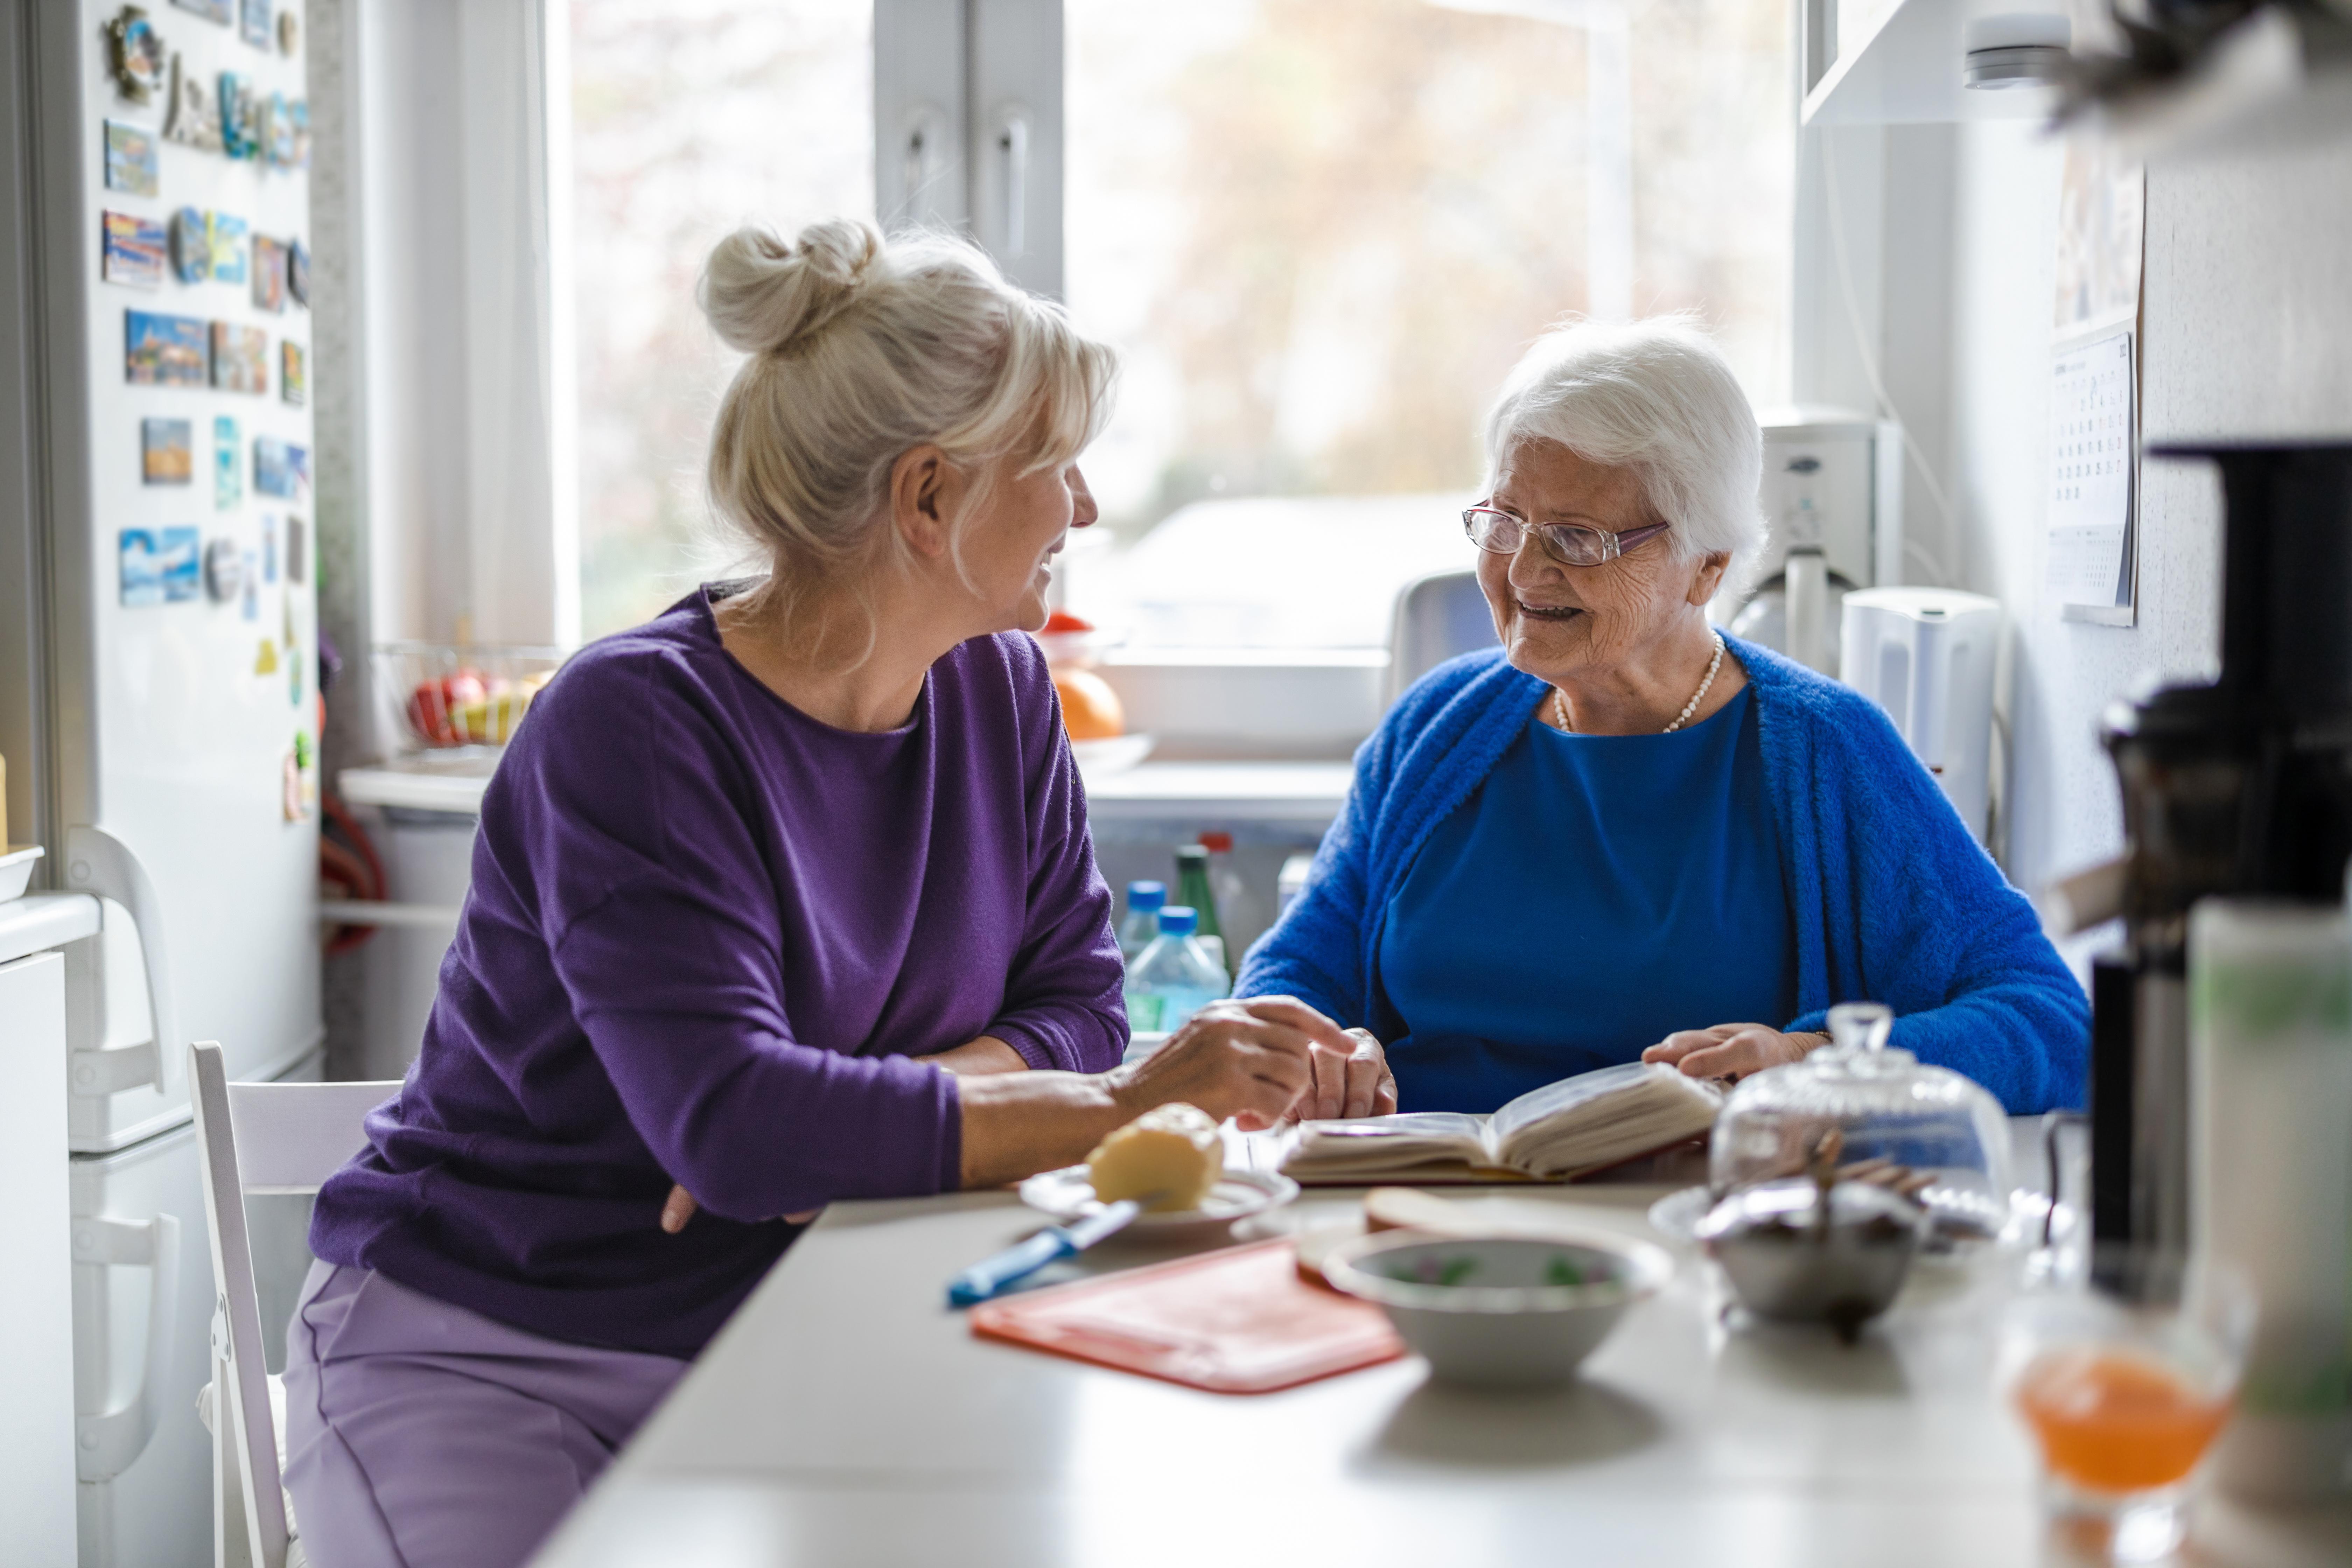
[
  {"xmin": 284, "ymin": 220, "xmax": 1345, "ymax": 1568},
  {"xmin": 1239, "ymin": 318, "xmax": 2086, "ymax": 1121}
]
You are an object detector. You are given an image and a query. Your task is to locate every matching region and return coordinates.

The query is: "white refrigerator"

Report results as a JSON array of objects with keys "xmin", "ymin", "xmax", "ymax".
[{"xmin": 1, "ymin": 5, "xmax": 325, "ymax": 1562}]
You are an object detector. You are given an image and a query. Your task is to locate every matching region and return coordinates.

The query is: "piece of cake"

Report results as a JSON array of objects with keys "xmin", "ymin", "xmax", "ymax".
[{"xmin": 1085, "ymin": 1102, "xmax": 1224, "ymax": 1212}]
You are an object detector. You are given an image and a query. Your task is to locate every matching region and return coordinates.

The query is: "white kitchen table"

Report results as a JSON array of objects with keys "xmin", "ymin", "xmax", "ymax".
[{"xmin": 530, "ymin": 1160, "xmax": 2352, "ymax": 1568}]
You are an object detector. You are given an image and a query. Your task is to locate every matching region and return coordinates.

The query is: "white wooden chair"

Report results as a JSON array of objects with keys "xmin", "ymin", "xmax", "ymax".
[{"xmin": 189, "ymin": 1040, "xmax": 400, "ymax": 1568}]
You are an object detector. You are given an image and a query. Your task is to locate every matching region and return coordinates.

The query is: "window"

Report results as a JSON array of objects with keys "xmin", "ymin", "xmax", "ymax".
[
  {"xmin": 569, "ymin": 0, "xmax": 874, "ymax": 640},
  {"xmin": 1060, "ymin": 0, "xmax": 1794, "ymax": 649}
]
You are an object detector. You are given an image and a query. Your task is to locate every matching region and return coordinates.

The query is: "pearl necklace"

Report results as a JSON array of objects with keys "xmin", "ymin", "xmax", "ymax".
[{"xmin": 1551, "ymin": 632, "xmax": 1726, "ymax": 735}]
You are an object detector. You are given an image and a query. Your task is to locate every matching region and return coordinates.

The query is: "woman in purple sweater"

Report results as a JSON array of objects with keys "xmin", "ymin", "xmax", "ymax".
[{"xmin": 284, "ymin": 220, "xmax": 1345, "ymax": 1568}]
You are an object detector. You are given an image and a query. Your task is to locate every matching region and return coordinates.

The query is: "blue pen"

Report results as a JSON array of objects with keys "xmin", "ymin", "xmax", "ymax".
[{"xmin": 947, "ymin": 1196, "xmax": 1161, "ymax": 1308}]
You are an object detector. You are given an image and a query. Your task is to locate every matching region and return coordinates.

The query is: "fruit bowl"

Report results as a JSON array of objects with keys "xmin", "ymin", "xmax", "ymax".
[{"xmin": 376, "ymin": 643, "xmax": 566, "ymax": 754}]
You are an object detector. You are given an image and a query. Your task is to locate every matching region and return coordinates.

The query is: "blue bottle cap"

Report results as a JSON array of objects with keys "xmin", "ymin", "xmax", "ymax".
[
  {"xmin": 1126, "ymin": 880, "xmax": 1166, "ymax": 910},
  {"xmin": 1157, "ymin": 906, "xmax": 1197, "ymax": 936}
]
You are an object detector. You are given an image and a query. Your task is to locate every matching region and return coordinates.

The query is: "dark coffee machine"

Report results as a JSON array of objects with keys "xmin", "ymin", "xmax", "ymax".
[{"xmin": 2092, "ymin": 442, "xmax": 2352, "ymax": 1254}]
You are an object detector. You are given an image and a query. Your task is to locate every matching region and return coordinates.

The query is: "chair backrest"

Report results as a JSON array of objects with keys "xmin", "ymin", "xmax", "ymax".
[
  {"xmin": 1385, "ymin": 568, "xmax": 1497, "ymax": 706},
  {"xmin": 189, "ymin": 1041, "xmax": 398, "ymax": 1568}
]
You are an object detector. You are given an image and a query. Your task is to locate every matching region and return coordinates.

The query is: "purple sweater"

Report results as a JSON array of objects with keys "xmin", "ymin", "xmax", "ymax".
[{"xmin": 311, "ymin": 587, "xmax": 1127, "ymax": 1356}]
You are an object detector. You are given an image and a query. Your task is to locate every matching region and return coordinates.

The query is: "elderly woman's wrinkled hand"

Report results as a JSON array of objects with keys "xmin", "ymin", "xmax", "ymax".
[
  {"xmin": 1294, "ymin": 1026, "xmax": 1398, "ymax": 1121},
  {"xmin": 1642, "ymin": 1023, "xmax": 1830, "ymax": 1086}
]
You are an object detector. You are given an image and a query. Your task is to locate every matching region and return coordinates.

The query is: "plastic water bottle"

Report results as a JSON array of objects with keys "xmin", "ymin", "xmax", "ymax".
[
  {"xmin": 1122, "ymin": 906, "xmax": 1228, "ymax": 1034},
  {"xmin": 1118, "ymin": 880, "xmax": 1166, "ymax": 963}
]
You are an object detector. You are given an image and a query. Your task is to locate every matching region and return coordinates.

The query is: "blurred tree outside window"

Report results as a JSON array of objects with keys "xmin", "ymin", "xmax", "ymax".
[
  {"xmin": 1063, "ymin": 0, "xmax": 1793, "ymax": 649},
  {"xmin": 570, "ymin": 0, "xmax": 873, "ymax": 641}
]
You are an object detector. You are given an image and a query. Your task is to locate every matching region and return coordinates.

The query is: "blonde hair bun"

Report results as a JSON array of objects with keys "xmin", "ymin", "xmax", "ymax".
[{"xmin": 697, "ymin": 218, "xmax": 882, "ymax": 357}]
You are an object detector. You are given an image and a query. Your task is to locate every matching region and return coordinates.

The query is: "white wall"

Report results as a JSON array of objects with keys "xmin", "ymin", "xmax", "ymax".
[{"xmin": 1942, "ymin": 117, "xmax": 2352, "ymax": 905}]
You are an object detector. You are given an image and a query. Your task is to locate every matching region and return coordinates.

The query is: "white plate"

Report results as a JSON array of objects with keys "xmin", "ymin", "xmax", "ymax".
[
  {"xmin": 1649, "ymin": 1181, "xmax": 2027, "ymax": 1251},
  {"xmin": 1070, "ymin": 733, "xmax": 1155, "ymax": 775},
  {"xmin": 1018, "ymin": 1164, "xmax": 1299, "ymax": 1239},
  {"xmin": 1647, "ymin": 1185, "xmax": 1712, "ymax": 1243}
]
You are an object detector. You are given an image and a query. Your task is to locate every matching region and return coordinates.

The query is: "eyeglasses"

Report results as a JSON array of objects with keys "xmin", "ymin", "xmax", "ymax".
[{"xmin": 1462, "ymin": 506, "xmax": 1672, "ymax": 567}]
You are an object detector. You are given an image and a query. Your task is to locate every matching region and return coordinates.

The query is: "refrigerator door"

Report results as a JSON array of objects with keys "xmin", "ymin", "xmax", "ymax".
[
  {"xmin": 70, "ymin": 1050, "xmax": 322, "ymax": 1568},
  {"xmin": 36, "ymin": 4, "xmax": 322, "ymax": 1153}
]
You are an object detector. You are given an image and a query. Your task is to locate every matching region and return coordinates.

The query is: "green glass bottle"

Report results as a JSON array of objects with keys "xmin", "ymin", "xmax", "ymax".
[{"xmin": 1173, "ymin": 843, "xmax": 1226, "ymax": 976}]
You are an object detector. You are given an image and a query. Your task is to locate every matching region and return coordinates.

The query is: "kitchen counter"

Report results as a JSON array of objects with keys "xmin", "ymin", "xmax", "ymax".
[{"xmin": 0, "ymin": 892, "xmax": 99, "ymax": 966}]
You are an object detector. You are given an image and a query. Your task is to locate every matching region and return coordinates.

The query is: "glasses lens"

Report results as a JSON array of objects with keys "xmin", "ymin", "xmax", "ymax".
[
  {"xmin": 1465, "ymin": 509, "xmax": 1521, "ymax": 553},
  {"xmin": 1548, "ymin": 525, "xmax": 1609, "ymax": 566}
]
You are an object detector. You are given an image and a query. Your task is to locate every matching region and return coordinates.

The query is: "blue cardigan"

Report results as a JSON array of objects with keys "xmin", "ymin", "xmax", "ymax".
[{"xmin": 1236, "ymin": 638, "xmax": 2088, "ymax": 1114}]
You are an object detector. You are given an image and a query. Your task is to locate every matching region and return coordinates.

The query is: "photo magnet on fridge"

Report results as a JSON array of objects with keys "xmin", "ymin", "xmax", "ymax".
[
  {"xmin": 286, "ymin": 514, "xmax": 305, "ymax": 582},
  {"xmin": 119, "ymin": 528, "xmax": 165, "ymax": 606},
  {"xmin": 253, "ymin": 637, "xmax": 278, "ymax": 674},
  {"xmin": 211, "ymin": 322, "xmax": 268, "ymax": 393},
  {"xmin": 214, "ymin": 414, "xmax": 241, "ymax": 507},
  {"xmin": 103, "ymin": 211, "xmax": 167, "ymax": 289},
  {"xmin": 251, "ymin": 236, "xmax": 286, "ymax": 311},
  {"xmin": 163, "ymin": 53, "xmax": 224, "ymax": 151},
  {"xmin": 170, "ymin": 0, "xmax": 232, "ymax": 23},
  {"xmin": 253, "ymin": 435, "xmax": 304, "ymax": 498},
  {"xmin": 103, "ymin": 120, "xmax": 159, "ymax": 196},
  {"xmin": 287, "ymin": 239, "xmax": 309, "ymax": 306},
  {"xmin": 241, "ymin": 551, "xmax": 260, "ymax": 619},
  {"xmin": 219, "ymin": 72, "xmax": 262, "ymax": 160},
  {"xmin": 125, "ymin": 309, "xmax": 207, "ymax": 385},
  {"xmin": 204, "ymin": 535, "xmax": 243, "ymax": 603},
  {"xmin": 238, "ymin": 0, "xmax": 269, "ymax": 50},
  {"xmin": 206, "ymin": 211, "xmax": 248, "ymax": 284},
  {"xmin": 159, "ymin": 525, "xmax": 201, "ymax": 602},
  {"xmin": 141, "ymin": 416, "xmax": 192, "ymax": 484},
  {"xmin": 281, "ymin": 341, "xmax": 306, "ymax": 404},
  {"xmin": 169, "ymin": 206, "xmax": 208, "ymax": 280},
  {"xmin": 261, "ymin": 513, "xmax": 277, "ymax": 582},
  {"xmin": 277, "ymin": 9, "xmax": 298, "ymax": 54},
  {"xmin": 106, "ymin": 7, "xmax": 170, "ymax": 105}
]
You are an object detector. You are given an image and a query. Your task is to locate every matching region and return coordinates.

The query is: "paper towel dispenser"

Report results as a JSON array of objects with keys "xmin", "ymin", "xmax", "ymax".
[{"xmin": 1839, "ymin": 588, "xmax": 2001, "ymax": 844}]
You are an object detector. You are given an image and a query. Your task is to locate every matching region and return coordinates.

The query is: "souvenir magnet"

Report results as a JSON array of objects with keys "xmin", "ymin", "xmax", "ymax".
[
  {"xmin": 253, "ymin": 637, "xmax": 278, "ymax": 674},
  {"xmin": 219, "ymin": 72, "xmax": 262, "ymax": 159},
  {"xmin": 277, "ymin": 10, "xmax": 298, "ymax": 54},
  {"xmin": 251, "ymin": 235, "xmax": 286, "ymax": 311},
  {"xmin": 286, "ymin": 514, "xmax": 305, "ymax": 583},
  {"xmin": 170, "ymin": 0, "xmax": 232, "ymax": 23},
  {"xmin": 106, "ymin": 7, "xmax": 169, "ymax": 105},
  {"xmin": 241, "ymin": 551, "xmax": 260, "ymax": 620},
  {"xmin": 282, "ymin": 750, "xmax": 301, "ymax": 820},
  {"xmin": 211, "ymin": 322, "xmax": 268, "ymax": 393},
  {"xmin": 287, "ymin": 239, "xmax": 309, "ymax": 306},
  {"xmin": 238, "ymin": 0, "xmax": 268, "ymax": 50},
  {"xmin": 159, "ymin": 525, "xmax": 201, "ymax": 602},
  {"xmin": 168, "ymin": 206, "xmax": 208, "ymax": 281},
  {"xmin": 103, "ymin": 120, "xmax": 159, "ymax": 196},
  {"xmin": 214, "ymin": 415, "xmax": 240, "ymax": 507},
  {"xmin": 203, "ymin": 536, "xmax": 242, "ymax": 602},
  {"xmin": 253, "ymin": 435, "xmax": 300, "ymax": 497},
  {"xmin": 280, "ymin": 341, "xmax": 305, "ymax": 404},
  {"xmin": 163, "ymin": 53, "xmax": 224, "ymax": 151},
  {"xmin": 206, "ymin": 211, "xmax": 248, "ymax": 284},
  {"xmin": 264, "ymin": 94, "xmax": 297, "ymax": 167},
  {"xmin": 119, "ymin": 529, "xmax": 165, "ymax": 606},
  {"xmin": 288, "ymin": 644, "xmax": 302, "ymax": 705},
  {"xmin": 261, "ymin": 514, "xmax": 277, "ymax": 582},
  {"xmin": 103, "ymin": 211, "xmax": 166, "ymax": 289},
  {"xmin": 141, "ymin": 416, "xmax": 192, "ymax": 485},
  {"xmin": 125, "ymin": 309, "xmax": 206, "ymax": 385}
]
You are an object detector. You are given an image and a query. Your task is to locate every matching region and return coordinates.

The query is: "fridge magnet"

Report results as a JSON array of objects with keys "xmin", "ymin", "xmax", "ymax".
[
  {"xmin": 281, "ymin": 751, "xmax": 301, "ymax": 820},
  {"xmin": 163, "ymin": 53, "xmax": 224, "ymax": 151},
  {"xmin": 159, "ymin": 525, "xmax": 201, "ymax": 601},
  {"xmin": 170, "ymin": 0, "xmax": 232, "ymax": 23},
  {"xmin": 251, "ymin": 235, "xmax": 286, "ymax": 310},
  {"xmin": 254, "ymin": 435, "xmax": 304, "ymax": 497},
  {"xmin": 102, "ymin": 211, "xmax": 167, "ymax": 289},
  {"xmin": 286, "ymin": 513, "xmax": 305, "ymax": 582},
  {"xmin": 280, "ymin": 340, "xmax": 305, "ymax": 404},
  {"xmin": 119, "ymin": 528, "xmax": 166, "ymax": 606},
  {"xmin": 286, "ymin": 238, "xmax": 309, "ymax": 306},
  {"xmin": 203, "ymin": 535, "xmax": 243, "ymax": 602},
  {"xmin": 276, "ymin": 8, "xmax": 298, "ymax": 54},
  {"xmin": 263, "ymin": 94, "xmax": 308, "ymax": 169},
  {"xmin": 238, "ymin": 0, "xmax": 268, "ymax": 50},
  {"xmin": 241, "ymin": 550, "xmax": 259, "ymax": 619},
  {"xmin": 168, "ymin": 205, "xmax": 208, "ymax": 280},
  {"xmin": 261, "ymin": 513, "xmax": 277, "ymax": 581},
  {"xmin": 253, "ymin": 637, "xmax": 278, "ymax": 674},
  {"xmin": 206, "ymin": 210, "xmax": 248, "ymax": 283},
  {"xmin": 103, "ymin": 120, "xmax": 160, "ymax": 196},
  {"xmin": 125, "ymin": 309, "xmax": 206, "ymax": 384},
  {"xmin": 140, "ymin": 416, "xmax": 192, "ymax": 484},
  {"xmin": 211, "ymin": 322, "xmax": 268, "ymax": 393},
  {"xmin": 214, "ymin": 415, "xmax": 240, "ymax": 507},
  {"xmin": 106, "ymin": 7, "xmax": 170, "ymax": 105},
  {"xmin": 289, "ymin": 645, "xmax": 304, "ymax": 708},
  {"xmin": 219, "ymin": 72, "xmax": 262, "ymax": 159}
]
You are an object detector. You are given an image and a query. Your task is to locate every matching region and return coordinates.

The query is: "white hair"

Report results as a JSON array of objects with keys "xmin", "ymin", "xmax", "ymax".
[
  {"xmin": 698, "ymin": 217, "xmax": 1116, "ymax": 656},
  {"xmin": 1482, "ymin": 315, "xmax": 1763, "ymax": 578}
]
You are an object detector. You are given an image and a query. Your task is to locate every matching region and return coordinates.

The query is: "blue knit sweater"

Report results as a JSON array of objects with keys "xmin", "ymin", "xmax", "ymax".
[{"xmin": 1236, "ymin": 638, "xmax": 2088, "ymax": 1114}]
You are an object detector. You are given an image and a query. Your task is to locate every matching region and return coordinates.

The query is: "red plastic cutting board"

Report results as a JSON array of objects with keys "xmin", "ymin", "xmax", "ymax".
[{"xmin": 968, "ymin": 1238, "xmax": 1406, "ymax": 1394}]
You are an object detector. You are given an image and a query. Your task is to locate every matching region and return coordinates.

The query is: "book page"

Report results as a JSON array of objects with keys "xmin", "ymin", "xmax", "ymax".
[
  {"xmin": 1284, "ymin": 1112, "xmax": 1491, "ymax": 1175},
  {"xmin": 1488, "ymin": 1061, "xmax": 1671, "ymax": 1144}
]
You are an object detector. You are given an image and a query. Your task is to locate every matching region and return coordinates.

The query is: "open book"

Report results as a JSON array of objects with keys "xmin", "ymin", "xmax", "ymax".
[{"xmin": 1281, "ymin": 1062, "xmax": 1724, "ymax": 1183}]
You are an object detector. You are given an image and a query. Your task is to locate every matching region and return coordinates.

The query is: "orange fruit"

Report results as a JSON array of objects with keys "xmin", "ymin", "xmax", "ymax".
[{"xmin": 1054, "ymin": 668, "xmax": 1125, "ymax": 741}]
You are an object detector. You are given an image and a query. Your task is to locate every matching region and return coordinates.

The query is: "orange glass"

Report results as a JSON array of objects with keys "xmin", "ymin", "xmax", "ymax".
[{"xmin": 2014, "ymin": 1348, "xmax": 2234, "ymax": 1492}]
